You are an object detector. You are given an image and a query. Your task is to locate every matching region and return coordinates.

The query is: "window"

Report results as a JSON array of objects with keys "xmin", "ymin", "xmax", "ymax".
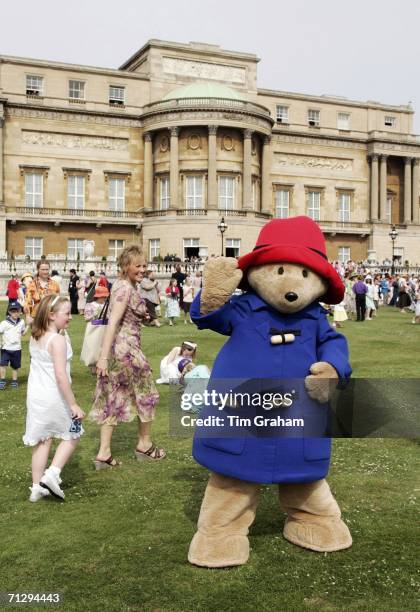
[
  {"xmin": 109, "ymin": 239, "xmax": 125, "ymax": 259},
  {"xmin": 25, "ymin": 237, "xmax": 43, "ymax": 259},
  {"xmin": 307, "ymin": 190, "xmax": 321, "ymax": 220},
  {"xmin": 24, "ymin": 173, "xmax": 43, "ymax": 208},
  {"xmin": 218, "ymin": 176, "xmax": 235, "ymax": 210},
  {"xmin": 308, "ymin": 109, "xmax": 320, "ymax": 127},
  {"xmin": 69, "ymin": 80, "xmax": 85, "ymax": 100},
  {"xmin": 67, "ymin": 239, "xmax": 84, "ymax": 260},
  {"xmin": 183, "ymin": 238, "xmax": 200, "ymax": 259},
  {"xmin": 160, "ymin": 177, "xmax": 170, "ymax": 210},
  {"xmin": 338, "ymin": 192, "xmax": 351, "ymax": 222},
  {"xmin": 337, "ymin": 112, "xmax": 350, "ymax": 130},
  {"xmin": 226, "ymin": 239, "xmax": 241, "ymax": 258},
  {"xmin": 109, "ymin": 178, "xmax": 125, "ymax": 211},
  {"xmin": 26, "ymin": 75, "xmax": 43, "ymax": 96},
  {"xmin": 276, "ymin": 105, "xmax": 289, "ymax": 123},
  {"xmin": 386, "ymin": 196, "xmax": 392, "ymax": 223},
  {"xmin": 384, "ymin": 116, "xmax": 396, "ymax": 127},
  {"xmin": 275, "ymin": 189, "xmax": 290, "ymax": 218},
  {"xmin": 109, "ymin": 86, "xmax": 125, "ymax": 106},
  {"xmin": 252, "ymin": 180, "xmax": 259, "ymax": 210},
  {"xmin": 338, "ymin": 247, "xmax": 350, "ymax": 263},
  {"xmin": 149, "ymin": 239, "xmax": 160, "ymax": 261},
  {"xmin": 67, "ymin": 176, "xmax": 85, "ymax": 210},
  {"xmin": 186, "ymin": 175, "xmax": 204, "ymax": 209}
]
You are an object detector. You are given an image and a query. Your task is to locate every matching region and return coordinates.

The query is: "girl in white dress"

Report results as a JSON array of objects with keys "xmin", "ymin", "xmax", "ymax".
[
  {"xmin": 156, "ymin": 341, "xmax": 197, "ymax": 384},
  {"xmin": 23, "ymin": 294, "xmax": 85, "ymax": 502}
]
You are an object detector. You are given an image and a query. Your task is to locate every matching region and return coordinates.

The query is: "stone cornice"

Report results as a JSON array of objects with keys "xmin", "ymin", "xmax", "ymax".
[
  {"xmin": 0, "ymin": 55, "xmax": 149, "ymax": 81},
  {"xmin": 258, "ymin": 87, "xmax": 413, "ymax": 114},
  {"xmin": 5, "ymin": 103, "xmax": 142, "ymax": 127}
]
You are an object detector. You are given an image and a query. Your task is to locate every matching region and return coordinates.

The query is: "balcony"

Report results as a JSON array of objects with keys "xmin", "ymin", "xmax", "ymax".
[
  {"xmin": 318, "ymin": 220, "xmax": 372, "ymax": 236},
  {"xmin": 4, "ymin": 206, "xmax": 141, "ymax": 227}
]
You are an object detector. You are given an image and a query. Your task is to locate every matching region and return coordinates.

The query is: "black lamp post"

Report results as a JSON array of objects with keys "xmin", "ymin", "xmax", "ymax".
[
  {"xmin": 218, "ymin": 217, "xmax": 228, "ymax": 256},
  {"xmin": 389, "ymin": 224, "xmax": 398, "ymax": 275}
]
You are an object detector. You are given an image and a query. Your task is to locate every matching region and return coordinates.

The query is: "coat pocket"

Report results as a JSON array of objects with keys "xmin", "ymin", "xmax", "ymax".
[
  {"xmin": 303, "ymin": 437, "xmax": 331, "ymax": 461},
  {"xmin": 202, "ymin": 437, "xmax": 246, "ymax": 455}
]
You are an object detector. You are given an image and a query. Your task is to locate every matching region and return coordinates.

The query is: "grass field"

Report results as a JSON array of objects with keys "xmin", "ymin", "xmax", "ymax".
[{"xmin": 0, "ymin": 307, "xmax": 418, "ymax": 612}]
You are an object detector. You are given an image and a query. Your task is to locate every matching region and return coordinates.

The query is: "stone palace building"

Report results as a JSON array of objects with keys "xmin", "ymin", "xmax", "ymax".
[{"xmin": 0, "ymin": 39, "xmax": 419, "ymax": 265}]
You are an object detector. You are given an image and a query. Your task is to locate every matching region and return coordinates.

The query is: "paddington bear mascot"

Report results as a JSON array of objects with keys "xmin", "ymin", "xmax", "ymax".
[{"xmin": 188, "ymin": 216, "xmax": 352, "ymax": 568}]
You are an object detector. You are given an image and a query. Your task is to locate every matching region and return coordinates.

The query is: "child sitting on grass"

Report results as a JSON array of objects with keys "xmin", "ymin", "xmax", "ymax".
[
  {"xmin": 23, "ymin": 294, "xmax": 85, "ymax": 503},
  {"xmin": 0, "ymin": 301, "xmax": 28, "ymax": 390}
]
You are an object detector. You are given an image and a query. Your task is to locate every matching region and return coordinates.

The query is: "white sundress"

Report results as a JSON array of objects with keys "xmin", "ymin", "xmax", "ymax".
[{"xmin": 23, "ymin": 332, "xmax": 84, "ymax": 446}]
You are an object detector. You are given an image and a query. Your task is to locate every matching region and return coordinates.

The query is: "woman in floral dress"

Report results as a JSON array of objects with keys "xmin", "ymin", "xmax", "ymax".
[{"xmin": 90, "ymin": 245, "xmax": 165, "ymax": 468}]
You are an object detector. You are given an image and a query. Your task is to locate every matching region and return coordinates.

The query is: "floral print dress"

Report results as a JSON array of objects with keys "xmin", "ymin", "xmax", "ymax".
[{"xmin": 90, "ymin": 279, "xmax": 159, "ymax": 425}]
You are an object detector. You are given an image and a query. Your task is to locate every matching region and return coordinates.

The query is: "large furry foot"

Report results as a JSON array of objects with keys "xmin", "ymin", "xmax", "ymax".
[
  {"xmin": 188, "ymin": 532, "xmax": 250, "ymax": 568},
  {"xmin": 283, "ymin": 515, "xmax": 352, "ymax": 552},
  {"xmin": 279, "ymin": 479, "xmax": 352, "ymax": 552}
]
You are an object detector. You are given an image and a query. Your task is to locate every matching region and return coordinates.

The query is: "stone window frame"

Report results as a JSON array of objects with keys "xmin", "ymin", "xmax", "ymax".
[
  {"xmin": 384, "ymin": 115, "xmax": 396, "ymax": 128},
  {"xmin": 67, "ymin": 238, "xmax": 85, "ymax": 260},
  {"xmin": 108, "ymin": 239, "xmax": 125, "ymax": 260},
  {"xmin": 183, "ymin": 172, "xmax": 206, "ymax": 210},
  {"xmin": 24, "ymin": 236, "xmax": 44, "ymax": 260},
  {"xmin": 104, "ymin": 171, "xmax": 131, "ymax": 212},
  {"xmin": 307, "ymin": 108, "xmax": 320, "ymax": 127},
  {"xmin": 251, "ymin": 176, "xmax": 261, "ymax": 211},
  {"xmin": 335, "ymin": 188, "xmax": 355, "ymax": 223},
  {"xmin": 218, "ymin": 173, "xmax": 238, "ymax": 211},
  {"xmin": 68, "ymin": 79, "xmax": 86, "ymax": 102},
  {"xmin": 158, "ymin": 174, "xmax": 170, "ymax": 210},
  {"xmin": 337, "ymin": 112, "xmax": 351, "ymax": 131},
  {"xmin": 149, "ymin": 238, "xmax": 160, "ymax": 261},
  {"xmin": 63, "ymin": 168, "xmax": 91, "ymax": 211},
  {"xmin": 304, "ymin": 185, "xmax": 325, "ymax": 221},
  {"xmin": 338, "ymin": 246, "xmax": 351, "ymax": 263},
  {"xmin": 26, "ymin": 74, "xmax": 44, "ymax": 97},
  {"xmin": 109, "ymin": 84, "xmax": 125, "ymax": 107},
  {"xmin": 272, "ymin": 183, "xmax": 294, "ymax": 218},
  {"xmin": 276, "ymin": 105, "xmax": 289, "ymax": 124},
  {"xmin": 19, "ymin": 165, "xmax": 49, "ymax": 209}
]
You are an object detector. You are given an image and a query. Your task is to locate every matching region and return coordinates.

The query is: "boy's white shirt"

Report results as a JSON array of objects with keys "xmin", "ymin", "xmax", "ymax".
[{"xmin": 0, "ymin": 318, "xmax": 26, "ymax": 351}]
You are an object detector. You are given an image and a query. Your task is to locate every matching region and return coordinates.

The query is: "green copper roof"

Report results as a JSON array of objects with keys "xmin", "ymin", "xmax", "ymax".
[{"xmin": 163, "ymin": 82, "xmax": 245, "ymax": 101}]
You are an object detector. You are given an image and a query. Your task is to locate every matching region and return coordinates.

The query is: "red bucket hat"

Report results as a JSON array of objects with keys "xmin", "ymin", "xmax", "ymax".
[{"xmin": 238, "ymin": 216, "xmax": 344, "ymax": 304}]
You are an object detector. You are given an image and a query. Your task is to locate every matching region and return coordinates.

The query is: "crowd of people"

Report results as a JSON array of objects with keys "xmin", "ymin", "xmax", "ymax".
[{"xmin": 1, "ymin": 252, "xmax": 419, "ymax": 503}]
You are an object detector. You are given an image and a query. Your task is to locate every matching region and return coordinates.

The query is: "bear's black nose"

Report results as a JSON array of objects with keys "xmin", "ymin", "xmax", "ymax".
[{"xmin": 285, "ymin": 292, "xmax": 298, "ymax": 302}]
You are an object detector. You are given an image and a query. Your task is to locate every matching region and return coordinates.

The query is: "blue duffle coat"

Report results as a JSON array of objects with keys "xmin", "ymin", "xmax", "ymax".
[{"xmin": 191, "ymin": 291, "xmax": 351, "ymax": 484}]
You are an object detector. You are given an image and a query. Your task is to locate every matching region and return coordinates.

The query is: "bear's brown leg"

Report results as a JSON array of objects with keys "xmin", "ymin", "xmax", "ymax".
[
  {"xmin": 188, "ymin": 472, "xmax": 260, "ymax": 568},
  {"xmin": 278, "ymin": 479, "xmax": 352, "ymax": 552}
]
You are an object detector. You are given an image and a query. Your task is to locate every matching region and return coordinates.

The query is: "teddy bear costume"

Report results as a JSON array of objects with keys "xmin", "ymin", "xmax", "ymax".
[{"xmin": 188, "ymin": 216, "xmax": 352, "ymax": 568}]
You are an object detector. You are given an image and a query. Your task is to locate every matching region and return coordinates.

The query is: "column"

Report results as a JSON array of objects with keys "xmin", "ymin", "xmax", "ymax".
[
  {"xmin": 207, "ymin": 125, "xmax": 218, "ymax": 210},
  {"xmin": 369, "ymin": 154, "xmax": 379, "ymax": 220},
  {"xmin": 412, "ymin": 158, "xmax": 420, "ymax": 224},
  {"xmin": 0, "ymin": 107, "xmax": 5, "ymax": 255},
  {"xmin": 261, "ymin": 135, "xmax": 272, "ymax": 213},
  {"xmin": 143, "ymin": 132, "xmax": 153, "ymax": 211},
  {"xmin": 169, "ymin": 127, "xmax": 179, "ymax": 210},
  {"xmin": 404, "ymin": 157, "xmax": 412, "ymax": 223},
  {"xmin": 242, "ymin": 129, "xmax": 253, "ymax": 209},
  {"xmin": 379, "ymin": 154, "xmax": 388, "ymax": 221}
]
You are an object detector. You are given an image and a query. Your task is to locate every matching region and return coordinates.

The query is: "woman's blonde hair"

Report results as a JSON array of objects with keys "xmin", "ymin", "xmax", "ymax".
[
  {"xmin": 31, "ymin": 294, "xmax": 70, "ymax": 340},
  {"xmin": 118, "ymin": 244, "xmax": 144, "ymax": 277}
]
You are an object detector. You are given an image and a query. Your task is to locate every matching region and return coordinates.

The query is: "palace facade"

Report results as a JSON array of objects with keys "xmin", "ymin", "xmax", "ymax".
[{"xmin": 0, "ymin": 39, "xmax": 419, "ymax": 265}]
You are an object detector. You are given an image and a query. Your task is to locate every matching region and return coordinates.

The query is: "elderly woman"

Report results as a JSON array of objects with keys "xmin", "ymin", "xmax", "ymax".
[
  {"xmin": 23, "ymin": 261, "xmax": 60, "ymax": 324},
  {"xmin": 90, "ymin": 244, "xmax": 165, "ymax": 468}
]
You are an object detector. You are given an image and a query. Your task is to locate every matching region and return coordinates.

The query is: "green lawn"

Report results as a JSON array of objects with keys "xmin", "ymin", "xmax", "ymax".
[{"xmin": 0, "ymin": 308, "xmax": 418, "ymax": 612}]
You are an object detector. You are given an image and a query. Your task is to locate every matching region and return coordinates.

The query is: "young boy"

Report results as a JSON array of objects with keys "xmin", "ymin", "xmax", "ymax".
[{"xmin": 0, "ymin": 301, "xmax": 28, "ymax": 389}]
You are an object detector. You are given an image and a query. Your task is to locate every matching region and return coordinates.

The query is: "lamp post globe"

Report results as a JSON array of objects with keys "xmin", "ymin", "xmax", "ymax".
[{"xmin": 218, "ymin": 217, "xmax": 228, "ymax": 257}]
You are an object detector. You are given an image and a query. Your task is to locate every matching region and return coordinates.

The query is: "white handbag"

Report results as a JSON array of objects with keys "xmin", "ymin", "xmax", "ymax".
[{"xmin": 80, "ymin": 300, "xmax": 109, "ymax": 367}]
